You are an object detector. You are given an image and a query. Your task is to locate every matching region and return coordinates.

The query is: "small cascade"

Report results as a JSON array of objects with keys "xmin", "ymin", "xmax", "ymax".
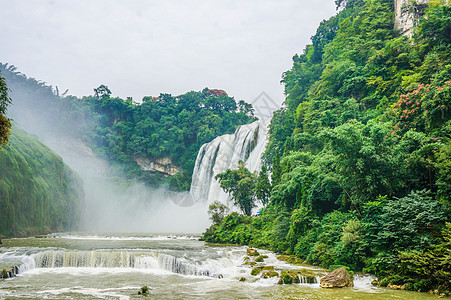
[
  {"xmin": 0, "ymin": 266, "xmax": 20, "ymax": 279},
  {"xmin": 11, "ymin": 250, "xmax": 216, "ymax": 278},
  {"xmin": 298, "ymin": 275, "xmax": 318, "ymax": 284},
  {"xmin": 190, "ymin": 119, "xmax": 270, "ymax": 204},
  {"xmin": 157, "ymin": 253, "xmax": 210, "ymax": 277}
]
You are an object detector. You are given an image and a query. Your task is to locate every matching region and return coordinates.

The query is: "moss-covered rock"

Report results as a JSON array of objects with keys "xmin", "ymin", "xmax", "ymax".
[
  {"xmin": 247, "ymin": 248, "xmax": 260, "ymax": 256},
  {"xmin": 277, "ymin": 255, "xmax": 304, "ymax": 265},
  {"xmin": 262, "ymin": 270, "xmax": 279, "ymax": 278},
  {"xmin": 251, "ymin": 266, "xmax": 263, "ymax": 276},
  {"xmin": 255, "ymin": 255, "xmax": 265, "ymax": 262},
  {"xmin": 282, "ymin": 273, "xmax": 293, "ymax": 284}
]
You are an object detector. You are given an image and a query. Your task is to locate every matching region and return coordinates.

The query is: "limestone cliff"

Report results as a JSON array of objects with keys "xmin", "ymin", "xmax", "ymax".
[
  {"xmin": 394, "ymin": 0, "xmax": 430, "ymax": 38},
  {"xmin": 134, "ymin": 157, "xmax": 182, "ymax": 176}
]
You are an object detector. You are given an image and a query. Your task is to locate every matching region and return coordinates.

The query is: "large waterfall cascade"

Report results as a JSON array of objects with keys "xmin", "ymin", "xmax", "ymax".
[{"xmin": 190, "ymin": 119, "xmax": 270, "ymax": 205}]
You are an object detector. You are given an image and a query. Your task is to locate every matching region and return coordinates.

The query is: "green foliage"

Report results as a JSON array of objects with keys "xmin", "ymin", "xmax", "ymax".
[
  {"xmin": 208, "ymin": 201, "xmax": 229, "ymax": 225},
  {"xmin": 398, "ymin": 223, "xmax": 451, "ymax": 291},
  {"xmin": 203, "ymin": 0, "xmax": 451, "ymax": 293},
  {"xmin": 0, "ymin": 72, "xmax": 11, "ymax": 146},
  {"xmin": 201, "ymin": 212, "xmax": 253, "ymax": 244},
  {"xmin": 0, "ymin": 126, "xmax": 83, "ymax": 237},
  {"xmin": 138, "ymin": 285, "xmax": 149, "ymax": 295},
  {"xmin": 94, "ymin": 85, "xmax": 111, "ymax": 99},
  {"xmin": 0, "ymin": 63, "xmax": 255, "ymax": 189},
  {"xmin": 255, "ymin": 165, "xmax": 271, "ymax": 205},
  {"xmin": 367, "ymin": 190, "xmax": 449, "ymax": 254},
  {"xmin": 215, "ymin": 161, "xmax": 271, "ymax": 216},
  {"xmin": 416, "ymin": 3, "xmax": 451, "ymax": 50}
]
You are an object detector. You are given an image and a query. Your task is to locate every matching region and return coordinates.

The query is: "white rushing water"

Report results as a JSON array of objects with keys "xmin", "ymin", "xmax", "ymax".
[
  {"xmin": 190, "ymin": 119, "xmax": 270, "ymax": 205},
  {"xmin": 0, "ymin": 234, "xmax": 430, "ymax": 300}
]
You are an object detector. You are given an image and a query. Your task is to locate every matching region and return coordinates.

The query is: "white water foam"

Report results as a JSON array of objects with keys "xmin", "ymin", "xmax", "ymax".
[
  {"xmin": 37, "ymin": 286, "xmax": 133, "ymax": 300},
  {"xmin": 190, "ymin": 119, "xmax": 270, "ymax": 205}
]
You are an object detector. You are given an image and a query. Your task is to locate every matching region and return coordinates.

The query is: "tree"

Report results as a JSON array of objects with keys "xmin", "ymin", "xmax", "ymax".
[
  {"xmin": 255, "ymin": 165, "xmax": 271, "ymax": 205},
  {"xmin": 94, "ymin": 84, "xmax": 111, "ymax": 99},
  {"xmin": 208, "ymin": 200, "xmax": 229, "ymax": 225},
  {"xmin": 215, "ymin": 161, "xmax": 257, "ymax": 216},
  {"xmin": 0, "ymin": 73, "xmax": 11, "ymax": 146},
  {"xmin": 238, "ymin": 100, "xmax": 255, "ymax": 117}
]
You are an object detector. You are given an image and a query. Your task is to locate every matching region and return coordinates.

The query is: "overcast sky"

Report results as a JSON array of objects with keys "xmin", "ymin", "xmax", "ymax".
[{"xmin": 1, "ymin": 0, "xmax": 336, "ymax": 109}]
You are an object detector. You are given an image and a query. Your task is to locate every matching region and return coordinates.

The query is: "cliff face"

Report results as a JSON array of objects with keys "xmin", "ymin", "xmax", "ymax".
[
  {"xmin": 394, "ymin": 0, "xmax": 430, "ymax": 38},
  {"xmin": 134, "ymin": 157, "xmax": 182, "ymax": 176}
]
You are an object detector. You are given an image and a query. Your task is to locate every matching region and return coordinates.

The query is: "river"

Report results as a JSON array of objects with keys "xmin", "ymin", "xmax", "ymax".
[{"xmin": 0, "ymin": 233, "xmax": 436, "ymax": 299}]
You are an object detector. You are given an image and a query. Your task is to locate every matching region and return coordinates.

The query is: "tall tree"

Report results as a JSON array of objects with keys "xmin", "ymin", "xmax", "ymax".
[
  {"xmin": 0, "ymin": 73, "xmax": 11, "ymax": 146},
  {"xmin": 215, "ymin": 161, "xmax": 257, "ymax": 216}
]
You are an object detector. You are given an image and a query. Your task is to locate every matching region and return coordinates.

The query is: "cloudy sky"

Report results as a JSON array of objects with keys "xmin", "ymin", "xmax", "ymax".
[{"xmin": 1, "ymin": 0, "xmax": 336, "ymax": 108}]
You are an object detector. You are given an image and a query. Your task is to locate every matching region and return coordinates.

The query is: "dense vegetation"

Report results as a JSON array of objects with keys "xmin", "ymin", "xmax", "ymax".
[
  {"xmin": 203, "ymin": 0, "xmax": 451, "ymax": 294},
  {"xmin": 0, "ymin": 65, "xmax": 256, "ymax": 190},
  {"xmin": 0, "ymin": 126, "xmax": 83, "ymax": 237},
  {"xmin": 0, "ymin": 73, "xmax": 11, "ymax": 146}
]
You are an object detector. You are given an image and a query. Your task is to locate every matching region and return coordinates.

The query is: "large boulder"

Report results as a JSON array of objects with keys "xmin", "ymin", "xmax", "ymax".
[{"xmin": 320, "ymin": 267, "xmax": 354, "ymax": 288}]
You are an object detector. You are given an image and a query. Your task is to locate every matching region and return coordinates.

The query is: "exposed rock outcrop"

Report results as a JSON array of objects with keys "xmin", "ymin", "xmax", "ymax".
[
  {"xmin": 320, "ymin": 267, "xmax": 354, "ymax": 288},
  {"xmin": 0, "ymin": 266, "xmax": 19, "ymax": 279},
  {"xmin": 134, "ymin": 157, "xmax": 182, "ymax": 176},
  {"xmin": 247, "ymin": 248, "xmax": 260, "ymax": 256},
  {"xmin": 394, "ymin": 0, "xmax": 430, "ymax": 38}
]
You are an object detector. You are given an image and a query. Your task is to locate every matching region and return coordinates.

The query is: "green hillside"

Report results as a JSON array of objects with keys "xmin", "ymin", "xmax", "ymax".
[
  {"xmin": 0, "ymin": 126, "xmax": 83, "ymax": 237},
  {"xmin": 203, "ymin": 0, "xmax": 451, "ymax": 294},
  {"xmin": 0, "ymin": 65, "xmax": 256, "ymax": 190}
]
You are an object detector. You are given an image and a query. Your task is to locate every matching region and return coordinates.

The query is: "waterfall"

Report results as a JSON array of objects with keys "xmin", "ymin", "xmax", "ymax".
[
  {"xmin": 190, "ymin": 119, "xmax": 270, "ymax": 204},
  {"xmin": 14, "ymin": 250, "xmax": 214, "ymax": 277}
]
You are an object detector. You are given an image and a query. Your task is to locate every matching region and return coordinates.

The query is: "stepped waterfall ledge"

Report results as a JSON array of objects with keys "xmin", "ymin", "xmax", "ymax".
[{"xmin": 190, "ymin": 119, "xmax": 270, "ymax": 205}]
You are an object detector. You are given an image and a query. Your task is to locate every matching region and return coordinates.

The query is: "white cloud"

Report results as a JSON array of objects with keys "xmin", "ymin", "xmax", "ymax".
[{"xmin": 0, "ymin": 0, "xmax": 336, "ymax": 106}]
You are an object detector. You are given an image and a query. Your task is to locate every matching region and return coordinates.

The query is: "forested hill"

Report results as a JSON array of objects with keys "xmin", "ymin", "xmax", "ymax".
[
  {"xmin": 0, "ymin": 64, "xmax": 256, "ymax": 190},
  {"xmin": 0, "ymin": 126, "xmax": 83, "ymax": 237},
  {"xmin": 203, "ymin": 0, "xmax": 451, "ymax": 294}
]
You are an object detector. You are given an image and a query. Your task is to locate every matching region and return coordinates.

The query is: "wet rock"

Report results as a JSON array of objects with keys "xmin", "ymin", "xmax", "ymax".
[
  {"xmin": 251, "ymin": 267, "xmax": 263, "ymax": 276},
  {"xmin": 0, "ymin": 267, "xmax": 17, "ymax": 279},
  {"xmin": 239, "ymin": 277, "xmax": 246, "ymax": 282},
  {"xmin": 138, "ymin": 285, "xmax": 149, "ymax": 295},
  {"xmin": 261, "ymin": 270, "xmax": 279, "ymax": 279},
  {"xmin": 247, "ymin": 248, "xmax": 260, "ymax": 256},
  {"xmin": 255, "ymin": 255, "xmax": 267, "ymax": 262},
  {"xmin": 387, "ymin": 283, "xmax": 405, "ymax": 290},
  {"xmin": 282, "ymin": 273, "xmax": 293, "ymax": 284},
  {"xmin": 276, "ymin": 255, "xmax": 304, "ymax": 265},
  {"xmin": 320, "ymin": 267, "xmax": 353, "ymax": 288}
]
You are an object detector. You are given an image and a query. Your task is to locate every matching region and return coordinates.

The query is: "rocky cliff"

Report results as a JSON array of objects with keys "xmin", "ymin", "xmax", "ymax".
[
  {"xmin": 134, "ymin": 157, "xmax": 182, "ymax": 176},
  {"xmin": 394, "ymin": 0, "xmax": 430, "ymax": 38}
]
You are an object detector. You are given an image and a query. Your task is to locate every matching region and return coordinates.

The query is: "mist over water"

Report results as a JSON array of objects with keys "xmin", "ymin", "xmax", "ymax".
[
  {"xmin": 44, "ymin": 136, "xmax": 210, "ymax": 233},
  {"xmin": 7, "ymin": 91, "xmax": 210, "ymax": 234}
]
